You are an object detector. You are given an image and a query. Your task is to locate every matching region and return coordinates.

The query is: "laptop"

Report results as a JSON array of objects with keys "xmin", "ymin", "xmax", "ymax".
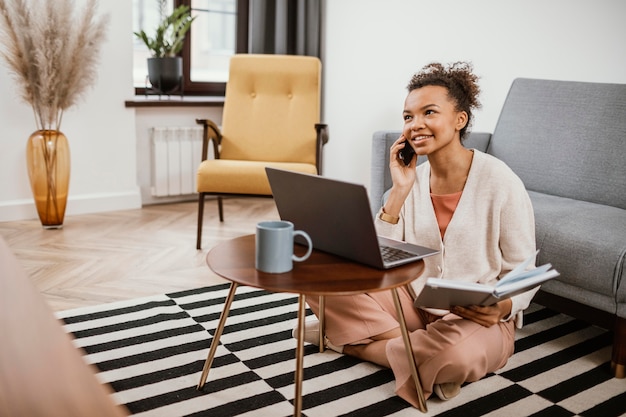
[{"xmin": 265, "ymin": 168, "xmax": 439, "ymax": 269}]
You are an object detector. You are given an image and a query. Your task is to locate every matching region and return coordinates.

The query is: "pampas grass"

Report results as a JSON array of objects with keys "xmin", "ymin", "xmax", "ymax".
[{"xmin": 0, "ymin": 0, "xmax": 109, "ymax": 131}]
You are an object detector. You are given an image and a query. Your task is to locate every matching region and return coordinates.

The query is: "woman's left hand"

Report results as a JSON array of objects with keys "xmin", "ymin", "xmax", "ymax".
[{"xmin": 451, "ymin": 299, "xmax": 512, "ymax": 327}]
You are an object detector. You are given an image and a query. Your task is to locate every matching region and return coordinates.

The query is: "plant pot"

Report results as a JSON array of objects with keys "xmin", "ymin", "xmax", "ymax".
[
  {"xmin": 26, "ymin": 130, "xmax": 70, "ymax": 228},
  {"xmin": 147, "ymin": 57, "xmax": 183, "ymax": 93}
]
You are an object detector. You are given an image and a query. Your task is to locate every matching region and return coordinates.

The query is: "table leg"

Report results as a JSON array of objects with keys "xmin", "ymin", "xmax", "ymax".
[
  {"xmin": 197, "ymin": 282, "xmax": 239, "ymax": 390},
  {"xmin": 391, "ymin": 288, "xmax": 428, "ymax": 412},
  {"xmin": 318, "ymin": 295, "xmax": 325, "ymax": 353},
  {"xmin": 293, "ymin": 294, "xmax": 306, "ymax": 416}
]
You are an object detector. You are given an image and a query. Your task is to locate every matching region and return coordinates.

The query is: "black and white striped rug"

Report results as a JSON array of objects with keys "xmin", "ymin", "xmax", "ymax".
[{"xmin": 57, "ymin": 284, "xmax": 626, "ymax": 417}]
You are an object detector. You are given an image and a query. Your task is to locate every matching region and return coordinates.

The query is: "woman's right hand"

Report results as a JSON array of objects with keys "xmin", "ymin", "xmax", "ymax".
[
  {"xmin": 389, "ymin": 135, "xmax": 417, "ymax": 191},
  {"xmin": 381, "ymin": 136, "xmax": 417, "ymax": 218}
]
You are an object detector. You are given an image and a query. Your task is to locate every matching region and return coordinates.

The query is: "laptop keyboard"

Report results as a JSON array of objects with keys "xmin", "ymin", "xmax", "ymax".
[{"xmin": 380, "ymin": 245, "xmax": 415, "ymax": 263}]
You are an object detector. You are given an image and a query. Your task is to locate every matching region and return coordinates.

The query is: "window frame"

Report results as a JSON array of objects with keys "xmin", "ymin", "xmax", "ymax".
[{"xmin": 135, "ymin": 0, "xmax": 249, "ymax": 97}]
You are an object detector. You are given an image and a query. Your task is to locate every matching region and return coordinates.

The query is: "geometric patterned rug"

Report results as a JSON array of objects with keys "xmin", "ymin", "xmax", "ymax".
[{"xmin": 56, "ymin": 284, "xmax": 626, "ymax": 417}]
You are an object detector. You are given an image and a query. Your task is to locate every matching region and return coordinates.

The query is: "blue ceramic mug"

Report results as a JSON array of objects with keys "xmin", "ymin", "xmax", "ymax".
[{"xmin": 255, "ymin": 221, "xmax": 312, "ymax": 273}]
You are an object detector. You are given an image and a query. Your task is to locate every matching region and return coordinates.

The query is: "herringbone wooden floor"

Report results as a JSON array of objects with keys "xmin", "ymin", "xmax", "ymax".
[{"xmin": 0, "ymin": 197, "xmax": 279, "ymax": 312}]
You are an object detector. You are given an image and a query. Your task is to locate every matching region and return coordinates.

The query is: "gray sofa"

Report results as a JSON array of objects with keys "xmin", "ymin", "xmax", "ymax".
[{"xmin": 370, "ymin": 78, "xmax": 626, "ymax": 377}]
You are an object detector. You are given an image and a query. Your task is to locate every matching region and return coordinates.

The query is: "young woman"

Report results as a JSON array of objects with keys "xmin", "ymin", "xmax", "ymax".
[{"xmin": 302, "ymin": 62, "xmax": 537, "ymax": 407}]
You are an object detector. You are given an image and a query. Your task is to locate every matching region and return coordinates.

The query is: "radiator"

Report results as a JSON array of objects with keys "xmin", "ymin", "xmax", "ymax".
[{"xmin": 151, "ymin": 126, "xmax": 204, "ymax": 197}]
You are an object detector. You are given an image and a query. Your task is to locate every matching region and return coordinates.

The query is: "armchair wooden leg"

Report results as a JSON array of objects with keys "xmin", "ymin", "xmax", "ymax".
[
  {"xmin": 197, "ymin": 193, "xmax": 206, "ymax": 250},
  {"xmin": 217, "ymin": 196, "xmax": 224, "ymax": 222}
]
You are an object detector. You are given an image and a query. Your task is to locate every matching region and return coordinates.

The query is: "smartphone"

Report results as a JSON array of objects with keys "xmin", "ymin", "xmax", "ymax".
[{"xmin": 398, "ymin": 141, "xmax": 415, "ymax": 166}]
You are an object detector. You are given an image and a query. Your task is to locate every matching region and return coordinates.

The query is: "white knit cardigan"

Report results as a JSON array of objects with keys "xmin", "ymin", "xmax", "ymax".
[{"xmin": 375, "ymin": 150, "xmax": 537, "ymax": 328}]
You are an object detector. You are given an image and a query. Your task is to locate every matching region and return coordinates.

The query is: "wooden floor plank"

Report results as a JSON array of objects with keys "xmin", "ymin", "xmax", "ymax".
[{"xmin": 0, "ymin": 198, "xmax": 279, "ymax": 311}]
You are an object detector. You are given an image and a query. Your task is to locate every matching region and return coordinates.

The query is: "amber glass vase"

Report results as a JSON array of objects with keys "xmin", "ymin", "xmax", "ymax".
[{"xmin": 26, "ymin": 130, "xmax": 70, "ymax": 228}]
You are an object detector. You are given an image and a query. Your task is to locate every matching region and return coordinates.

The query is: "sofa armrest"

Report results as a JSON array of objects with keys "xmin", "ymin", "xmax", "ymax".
[
  {"xmin": 370, "ymin": 131, "xmax": 400, "ymax": 215},
  {"xmin": 369, "ymin": 130, "xmax": 492, "ymax": 216}
]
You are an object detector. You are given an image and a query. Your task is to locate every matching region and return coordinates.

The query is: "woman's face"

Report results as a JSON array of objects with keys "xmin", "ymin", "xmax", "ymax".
[{"xmin": 402, "ymin": 85, "xmax": 467, "ymax": 156}]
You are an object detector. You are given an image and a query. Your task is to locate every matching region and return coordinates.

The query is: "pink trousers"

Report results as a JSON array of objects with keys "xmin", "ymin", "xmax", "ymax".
[{"xmin": 305, "ymin": 286, "xmax": 516, "ymax": 408}]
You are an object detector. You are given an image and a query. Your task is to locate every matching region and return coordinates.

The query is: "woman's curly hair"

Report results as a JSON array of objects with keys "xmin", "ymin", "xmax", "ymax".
[{"xmin": 407, "ymin": 62, "xmax": 481, "ymax": 141}]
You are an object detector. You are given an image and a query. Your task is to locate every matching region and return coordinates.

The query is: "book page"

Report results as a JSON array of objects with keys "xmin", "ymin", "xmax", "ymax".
[
  {"xmin": 496, "ymin": 263, "xmax": 552, "ymax": 288},
  {"xmin": 497, "ymin": 250, "xmax": 539, "ymax": 286}
]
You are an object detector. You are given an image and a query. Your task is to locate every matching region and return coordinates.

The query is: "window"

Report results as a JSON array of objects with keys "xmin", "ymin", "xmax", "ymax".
[{"xmin": 133, "ymin": 0, "xmax": 248, "ymax": 96}]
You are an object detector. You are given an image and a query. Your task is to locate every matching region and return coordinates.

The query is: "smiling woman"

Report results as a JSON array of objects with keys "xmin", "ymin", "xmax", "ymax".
[{"xmin": 302, "ymin": 62, "xmax": 539, "ymax": 407}]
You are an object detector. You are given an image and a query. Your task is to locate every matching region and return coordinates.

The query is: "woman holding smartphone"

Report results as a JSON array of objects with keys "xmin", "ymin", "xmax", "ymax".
[{"xmin": 301, "ymin": 62, "xmax": 537, "ymax": 406}]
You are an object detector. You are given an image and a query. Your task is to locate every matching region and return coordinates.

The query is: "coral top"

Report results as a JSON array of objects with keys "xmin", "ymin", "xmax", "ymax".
[{"xmin": 430, "ymin": 191, "xmax": 463, "ymax": 238}]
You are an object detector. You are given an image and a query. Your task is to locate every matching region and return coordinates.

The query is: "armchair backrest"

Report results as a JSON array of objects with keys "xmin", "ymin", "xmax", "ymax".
[{"xmin": 220, "ymin": 54, "xmax": 321, "ymax": 165}]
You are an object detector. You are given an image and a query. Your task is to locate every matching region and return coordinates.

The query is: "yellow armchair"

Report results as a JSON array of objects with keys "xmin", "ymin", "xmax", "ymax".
[{"xmin": 195, "ymin": 54, "xmax": 329, "ymax": 249}]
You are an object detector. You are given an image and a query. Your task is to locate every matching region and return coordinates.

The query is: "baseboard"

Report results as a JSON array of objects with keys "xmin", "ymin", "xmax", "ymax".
[{"xmin": 0, "ymin": 189, "xmax": 142, "ymax": 222}]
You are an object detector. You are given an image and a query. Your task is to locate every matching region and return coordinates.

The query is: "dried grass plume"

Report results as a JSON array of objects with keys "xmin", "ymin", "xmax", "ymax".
[{"xmin": 0, "ymin": 0, "xmax": 109, "ymax": 131}]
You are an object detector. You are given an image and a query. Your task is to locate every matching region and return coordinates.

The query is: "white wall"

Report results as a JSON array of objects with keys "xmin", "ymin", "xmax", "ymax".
[
  {"xmin": 0, "ymin": 0, "xmax": 139, "ymax": 222},
  {"xmin": 1, "ymin": 0, "xmax": 625, "ymax": 222},
  {"xmin": 321, "ymin": 0, "xmax": 626, "ymax": 186},
  {"xmin": 135, "ymin": 106, "xmax": 222, "ymax": 205}
]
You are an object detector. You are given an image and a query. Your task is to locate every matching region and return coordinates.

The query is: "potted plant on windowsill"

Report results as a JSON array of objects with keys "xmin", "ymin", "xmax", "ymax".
[{"xmin": 134, "ymin": 1, "xmax": 195, "ymax": 94}]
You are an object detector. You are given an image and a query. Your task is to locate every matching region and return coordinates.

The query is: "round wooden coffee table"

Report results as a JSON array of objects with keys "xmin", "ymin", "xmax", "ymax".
[{"xmin": 197, "ymin": 234, "xmax": 428, "ymax": 415}]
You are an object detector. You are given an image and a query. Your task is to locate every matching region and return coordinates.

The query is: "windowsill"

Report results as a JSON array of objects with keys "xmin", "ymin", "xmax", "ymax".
[{"xmin": 125, "ymin": 95, "xmax": 225, "ymax": 108}]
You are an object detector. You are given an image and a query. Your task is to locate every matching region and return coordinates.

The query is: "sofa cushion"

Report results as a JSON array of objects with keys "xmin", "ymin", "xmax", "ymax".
[
  {"xmin": 529, "ymin": 191, "xmax": 626, "ymax": 313},
  {"xmin": 488, "ymin": 78, "xmax": 626, "ymax": 210}
]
